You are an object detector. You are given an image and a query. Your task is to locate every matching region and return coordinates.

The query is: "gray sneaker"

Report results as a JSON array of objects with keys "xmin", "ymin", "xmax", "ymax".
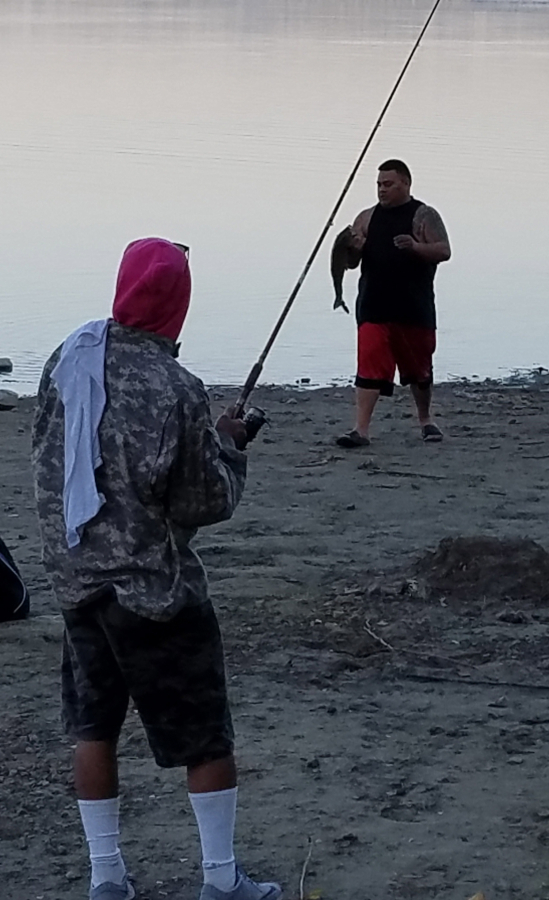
[
  {"xmin": 90, "ymin": 878, "xmax": 136, "ymax": 900},
  {"xmin": 199, "ymin": 866, "xmax": 282, "ymax": 900}
]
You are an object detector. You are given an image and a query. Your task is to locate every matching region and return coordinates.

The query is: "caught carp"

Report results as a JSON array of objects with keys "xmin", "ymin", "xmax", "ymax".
[{"xmin": 330, "ymin": 226, "xmax": 363, "ymax": 314}]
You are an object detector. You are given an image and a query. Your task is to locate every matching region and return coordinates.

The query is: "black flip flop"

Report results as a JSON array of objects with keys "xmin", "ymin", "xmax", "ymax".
[
  {"xmin": 336, "ymin": 430, "xmax": 371, "ymax": 448},
  {"xmin": 422, "ymin": 423, "xmax": 443, "ymax": 443}
]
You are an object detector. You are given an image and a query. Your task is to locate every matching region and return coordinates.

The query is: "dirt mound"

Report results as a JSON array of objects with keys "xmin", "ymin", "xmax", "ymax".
[{"xmin": 413, "ymin": 536, "xmax": 549, "ymax": 604}]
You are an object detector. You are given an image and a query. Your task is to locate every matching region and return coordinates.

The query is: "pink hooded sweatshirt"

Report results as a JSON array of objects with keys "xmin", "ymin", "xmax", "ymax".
[{"xmin": 112, "ymin": 237, "xmax": 191, "ymax": 341}]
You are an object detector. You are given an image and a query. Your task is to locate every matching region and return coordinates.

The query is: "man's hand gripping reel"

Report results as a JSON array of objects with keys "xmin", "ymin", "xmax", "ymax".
[{"xmin": 233, "ymin": 362, "xmax": 268, "ymax": 444}]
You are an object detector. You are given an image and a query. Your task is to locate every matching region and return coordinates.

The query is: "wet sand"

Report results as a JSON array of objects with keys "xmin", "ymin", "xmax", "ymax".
[{"xmin": 3, "ymin": 382, "xmax": 549, "ymax": 900}]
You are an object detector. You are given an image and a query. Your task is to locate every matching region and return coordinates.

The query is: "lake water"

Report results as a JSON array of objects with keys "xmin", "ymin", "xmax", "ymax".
[{"xmin": 1, "ymin": 0, "xmax": 548, "ymax": 395}]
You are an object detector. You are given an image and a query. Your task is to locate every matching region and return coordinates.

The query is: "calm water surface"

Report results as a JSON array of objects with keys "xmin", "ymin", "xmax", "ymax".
[{"xmin": 0, "ymin": 0, "xmax": 548, "ymax": 394}]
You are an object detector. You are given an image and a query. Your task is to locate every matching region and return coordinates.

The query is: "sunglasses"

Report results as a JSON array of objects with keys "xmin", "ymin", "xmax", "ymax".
[{"xmin": 173, "ymin": 242, "xmax": 190, "ymax": 258}]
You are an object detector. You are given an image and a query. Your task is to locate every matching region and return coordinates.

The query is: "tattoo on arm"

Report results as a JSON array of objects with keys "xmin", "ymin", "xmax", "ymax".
[{"xmin": 414, "ymin": 206, "xmax": 450, "ymax": 245}]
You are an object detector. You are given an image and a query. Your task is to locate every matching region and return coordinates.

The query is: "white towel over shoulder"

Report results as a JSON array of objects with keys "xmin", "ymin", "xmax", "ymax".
[{"xmin": 51, "ymin": 319, "xmax": 109, "ymax": 548}]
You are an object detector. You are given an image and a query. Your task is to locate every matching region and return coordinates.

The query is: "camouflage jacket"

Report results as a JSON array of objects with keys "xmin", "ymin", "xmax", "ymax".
[{"xmin": 31, "ymin": 323, "xmax": 247, "ymax": 620}]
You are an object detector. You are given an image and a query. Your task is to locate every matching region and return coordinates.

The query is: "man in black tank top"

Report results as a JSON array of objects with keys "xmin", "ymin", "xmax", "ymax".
[{"xmin": 330, "ymin": 159, "xmax": 451, "ymax": 447}]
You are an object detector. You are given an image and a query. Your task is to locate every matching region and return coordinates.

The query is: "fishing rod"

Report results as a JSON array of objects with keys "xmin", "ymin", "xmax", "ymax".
[{"xmin": 235, "ymin": 0, "xmax": 445, "ymax": 429}]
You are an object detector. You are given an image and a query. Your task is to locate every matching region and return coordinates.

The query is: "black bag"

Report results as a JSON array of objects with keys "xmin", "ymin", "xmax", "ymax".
[{"xmin": 0, "ymin": 536, "xmax": 30, "ymax": 622}]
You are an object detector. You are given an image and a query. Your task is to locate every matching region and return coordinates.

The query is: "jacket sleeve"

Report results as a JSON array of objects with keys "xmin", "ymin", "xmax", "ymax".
[{"xmin": 154, "ymin": 391, "xmax": 247, "ymax": 529}]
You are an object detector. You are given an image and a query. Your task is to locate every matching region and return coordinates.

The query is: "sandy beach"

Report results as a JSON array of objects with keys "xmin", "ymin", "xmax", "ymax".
[{"xmin": 3, "ymin": 381, "xmax": 549, "ymax": 900}]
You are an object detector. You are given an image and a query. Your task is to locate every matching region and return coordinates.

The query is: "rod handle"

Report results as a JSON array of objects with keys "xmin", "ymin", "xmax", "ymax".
[{"xmin": 234, "ymin": 361, "xmax": 263, "ymax": 417}]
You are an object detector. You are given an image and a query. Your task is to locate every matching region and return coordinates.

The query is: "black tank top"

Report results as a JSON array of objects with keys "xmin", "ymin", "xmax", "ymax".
[{"xmin": 356, "ymin": 198, "xmax": 437, "ymax": 328}]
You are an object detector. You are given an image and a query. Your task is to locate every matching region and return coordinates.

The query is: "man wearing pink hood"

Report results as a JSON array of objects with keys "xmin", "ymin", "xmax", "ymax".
[{"xmin": 32, "ymin": 239, "xmax": 282, "ymax": 900}]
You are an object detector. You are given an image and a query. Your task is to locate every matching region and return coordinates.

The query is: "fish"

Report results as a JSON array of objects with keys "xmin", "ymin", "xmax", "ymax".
[{"xmin": 330, "ymin": 226, "xmax": 362, "ymax": 314}]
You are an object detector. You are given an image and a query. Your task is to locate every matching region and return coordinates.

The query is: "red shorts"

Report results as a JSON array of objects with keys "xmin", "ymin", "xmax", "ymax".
[{"xmin": 356, "ymin": 322, "xmax": 436, "ymax": 397}]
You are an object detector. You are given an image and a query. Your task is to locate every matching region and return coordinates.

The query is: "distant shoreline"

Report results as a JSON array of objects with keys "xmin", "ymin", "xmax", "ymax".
[
  {"xmin": 4, "ymin": 365, "xmax": 549, "ymax": 406},
  {"xmin": 3, "ymin": 367, "xmax": 549, "ymax": 402}
]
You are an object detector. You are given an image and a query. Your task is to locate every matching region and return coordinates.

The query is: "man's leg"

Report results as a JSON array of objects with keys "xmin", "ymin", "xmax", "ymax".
[
  {"xmin": 337, "ymin": 323, "xmax": 394, "ymax": 447},
  {"xmin": 62, "ymin": 599, "xmax": 132, "ymax": 896},
  {"xmin": 187, "ymin": 754, "xmax": 280, "ymax": 897},
  {"xmin": 410, "ymin": 383, "xmax": 433, "ymax": 428},
  {"xmin": 114, "ymin": 599, "xmax": 280, "ymax": 897},
  {"xmin": 394, "ymin": 326, "xmax": 442, "ymax": 441},
  {"xmin": 74, "ymin": 740, "xmax": 129, "ymax": 891},
  {"xmin": 127, "ymin": 600, "xmax": 280, "ymax": 898},
  {"xmin": 355, "ymin": 386, "xmax": 380, "ymax": 439},
  {"xmin": 187, "ymin": 754, "xmax": 237, "ymax": 794},
  {"xmin": 410, "ymin": 383, "xmax": 443, "ymax": 441},
  {"xmin": 75, "ymin": 739, "xmax": 119, "ymax": 799},
  {"xmin": 188, "ymin": 755, "xmax": 238, "ymax": 891}
]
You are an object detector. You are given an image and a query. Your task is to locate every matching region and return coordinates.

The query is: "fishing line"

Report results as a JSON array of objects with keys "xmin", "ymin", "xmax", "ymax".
[{"xmin": 235, "ymin": 0, "xmax": 445, "ymax": 416}]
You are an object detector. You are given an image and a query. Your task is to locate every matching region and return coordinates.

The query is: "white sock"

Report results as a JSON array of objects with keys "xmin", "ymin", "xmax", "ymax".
[
  {"xmin": 78, "ymin": 798, "xmax": 127, "ymax": 888},
  {"xmin": 189, "ymin": 787, "xmax": 238, "ymax": 891}
]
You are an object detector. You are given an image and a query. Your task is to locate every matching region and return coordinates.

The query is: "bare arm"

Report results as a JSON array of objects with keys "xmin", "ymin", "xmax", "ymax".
[
  {"xmin": 397, "ymin": 205, "xmax": 451, "ymax": 263},
  {"xmin": 330, "ymin": 209, "xmax": 373, "ymax": 312}
]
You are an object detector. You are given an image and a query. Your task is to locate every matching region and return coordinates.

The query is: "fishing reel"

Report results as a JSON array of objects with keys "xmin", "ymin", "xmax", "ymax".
[{"xmin": 242, "ymin": 406, "xmax": 268, "ymax": 443}]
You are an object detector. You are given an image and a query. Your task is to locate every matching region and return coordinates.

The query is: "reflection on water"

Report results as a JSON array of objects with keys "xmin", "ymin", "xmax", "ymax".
[{"xmin": 0, "ymin": 0, "xmax": 548, "ymax": 393}]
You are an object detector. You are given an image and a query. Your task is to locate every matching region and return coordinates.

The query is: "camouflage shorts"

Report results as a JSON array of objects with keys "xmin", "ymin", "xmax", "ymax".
[{"xmin": 61, "ymin": 588, "xmax": 234, "ymax": 768}]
